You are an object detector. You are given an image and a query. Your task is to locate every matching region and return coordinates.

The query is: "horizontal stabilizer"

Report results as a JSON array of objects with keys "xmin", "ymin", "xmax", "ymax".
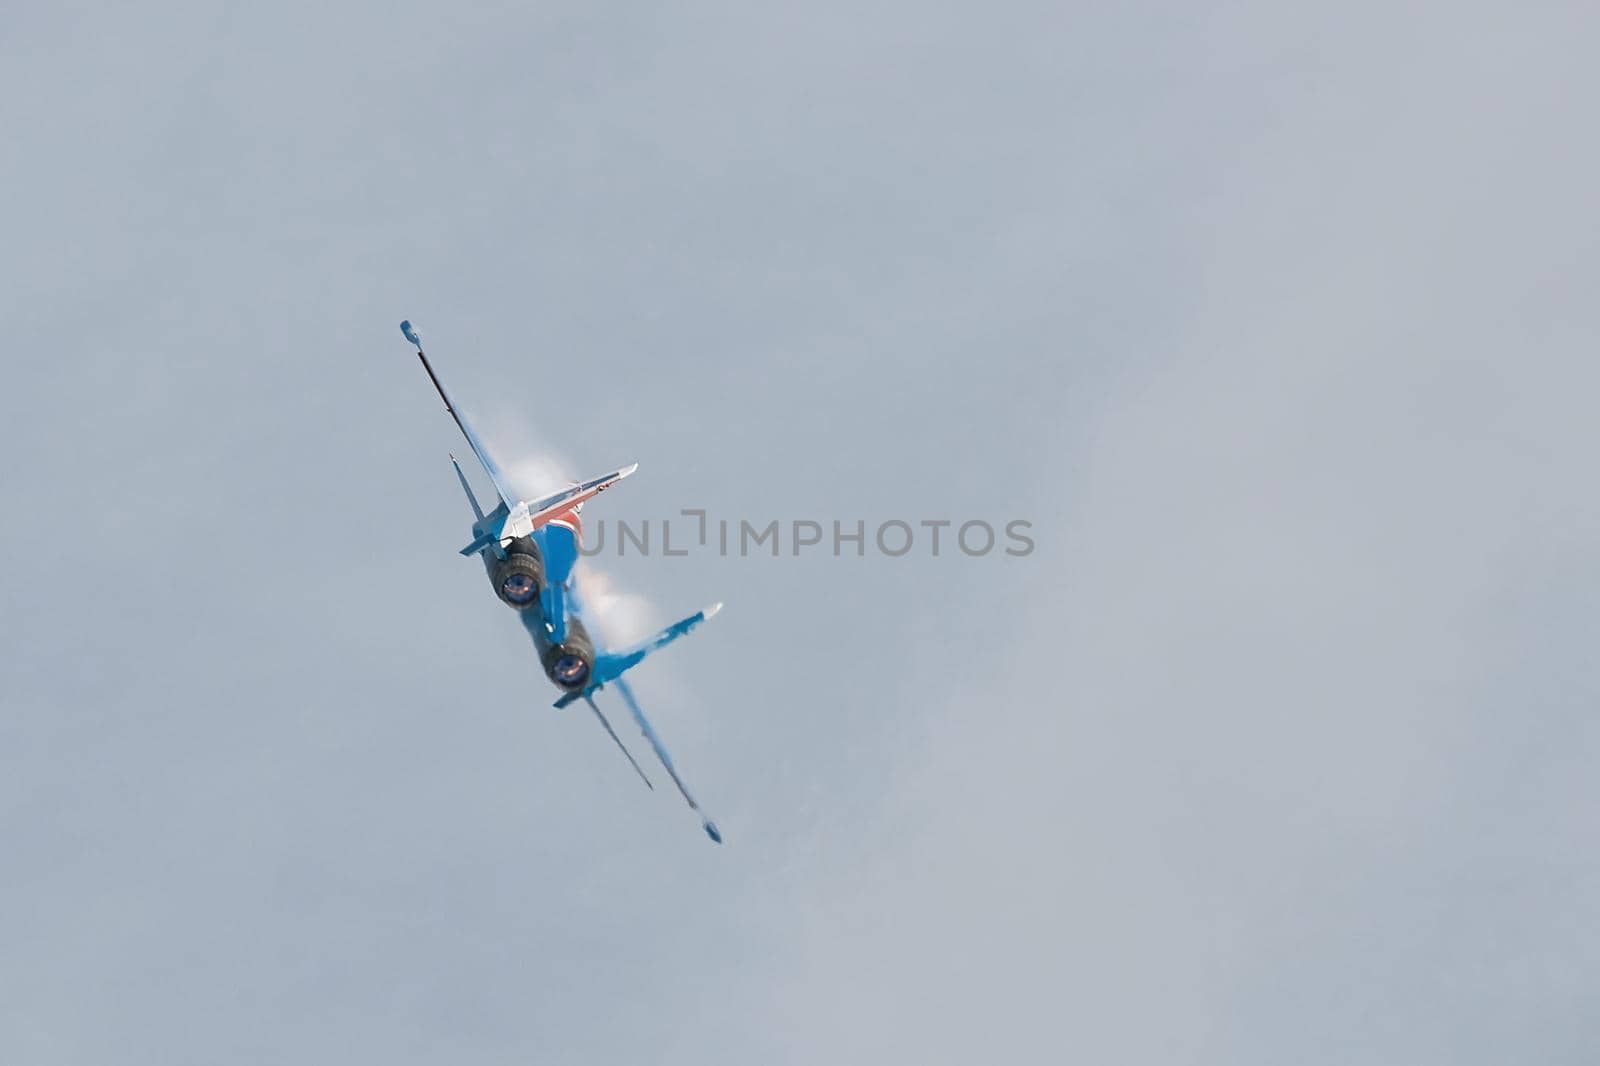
[
  {"xmin": 458, "ymin": 530, "xmax": 498, "ymax": 557},
  {"xmin": 584, "ymin": 695, "xmax": 654, "ymax": 791},
  {"xmin": 451, "ymin": 454, "xmax": 486, "ymax": 521}
]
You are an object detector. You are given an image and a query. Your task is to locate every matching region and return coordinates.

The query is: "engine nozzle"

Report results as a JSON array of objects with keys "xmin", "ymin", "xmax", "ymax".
[
  {"xmin": 488, "ymin": 547, "xmax": 544, "ymax": 610},
  {"xmin": 540, "ymin": 616, "xmax": 596, "ymax": 691}
]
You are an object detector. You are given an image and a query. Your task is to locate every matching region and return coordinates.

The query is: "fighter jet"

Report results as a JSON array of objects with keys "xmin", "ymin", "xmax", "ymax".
[{"xmin": 399, "ymin": 320, "xmax": 723, "ymax": 843}]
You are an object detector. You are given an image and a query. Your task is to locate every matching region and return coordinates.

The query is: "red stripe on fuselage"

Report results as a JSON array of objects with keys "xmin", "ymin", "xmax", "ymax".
[{"xmin": 547, "ymin": 510, "xmax": 583, "ymax": 546}]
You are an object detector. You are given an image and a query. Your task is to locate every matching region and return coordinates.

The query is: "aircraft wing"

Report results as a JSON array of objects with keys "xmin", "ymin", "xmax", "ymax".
[
  {"xmin": 614, "ymin": 676, "xmax": 722, "ymax": 843},
  {"xmin": 401, "ymin": 320, "xmax": 520, "ymax": 505},
  {"xmin": 555, "ymin": 589, "xmax": 725, "ymax": 843}
]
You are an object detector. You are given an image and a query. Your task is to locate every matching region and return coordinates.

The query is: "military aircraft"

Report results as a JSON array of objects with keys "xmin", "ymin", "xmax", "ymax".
[{"xmin": 399, "ymin": 320, "xmax": 723, "ymax": 843}]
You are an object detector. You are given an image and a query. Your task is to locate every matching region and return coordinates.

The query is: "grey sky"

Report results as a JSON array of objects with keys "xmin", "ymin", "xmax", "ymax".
[{"xmin": 3, "ymin": 2, "xmax": 1597, "ymax": 1063}]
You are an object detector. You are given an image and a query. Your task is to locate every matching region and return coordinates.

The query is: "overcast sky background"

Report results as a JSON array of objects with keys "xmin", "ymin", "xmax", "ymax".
[{"xmin": 2, "ymin": 2, "xmax": 1597, "ymax": 1063}]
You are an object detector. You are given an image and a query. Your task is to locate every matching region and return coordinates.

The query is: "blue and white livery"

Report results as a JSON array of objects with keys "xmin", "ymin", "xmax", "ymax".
[{"xmin": 400, "ymin": 321, "xmax": 724, "ymax": 843}]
